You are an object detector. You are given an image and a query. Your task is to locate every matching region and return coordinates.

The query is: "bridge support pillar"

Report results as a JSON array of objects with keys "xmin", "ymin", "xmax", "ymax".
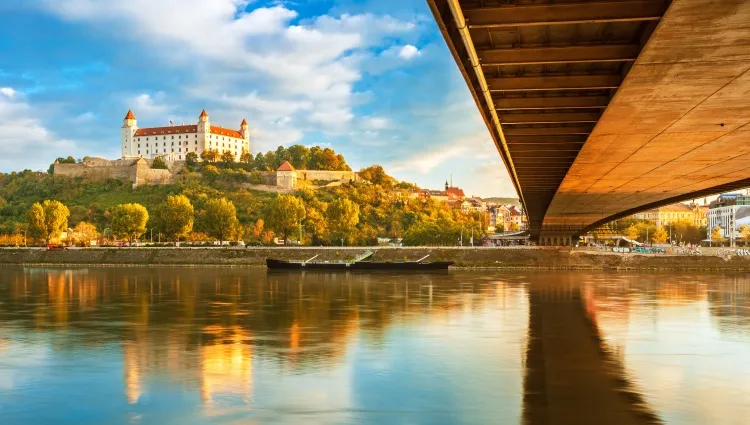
[{"xmin": 539, "ymin": 233, "xmax": 574, "ymax": 247}]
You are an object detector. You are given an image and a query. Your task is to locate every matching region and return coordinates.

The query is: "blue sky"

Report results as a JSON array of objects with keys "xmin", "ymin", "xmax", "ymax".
[{"xmin": 0, "ymin": 0, "xmax": 516, "ymax": 197}]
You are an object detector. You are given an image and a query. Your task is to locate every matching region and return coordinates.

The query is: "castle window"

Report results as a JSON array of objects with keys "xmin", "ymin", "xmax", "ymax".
[
  {"xmin": 171, "ymin": 136, "xmax": 174, "ymax": 139},
  {"xmin": 138, "ymin": 151, "xmax": 140, "ymax": 154},
  {"xmin": 146, "ymin": 138, "xmax": 149, "ymax": 141},
  {"xmin": 138, "ymin": 144, "xmax": 140, "ymax": 148},
  {"xmin": 146, "ymin": 143, "xmax": 148, "ymax": 147}
]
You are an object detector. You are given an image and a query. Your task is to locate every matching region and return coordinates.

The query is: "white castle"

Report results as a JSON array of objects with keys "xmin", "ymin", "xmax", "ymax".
[{"xmin": 121, "ymin": 109, "xmax": 250, "ymax": 161}]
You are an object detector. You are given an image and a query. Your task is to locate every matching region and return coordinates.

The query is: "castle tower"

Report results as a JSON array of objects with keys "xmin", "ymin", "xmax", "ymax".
[
  {"xmin": 122, "ymin": 110, "xmax": 138, "ymax": 158},
  {"xmin": 240, "ymin": 118, "xmax": 250, "ymax": 156},
  {"xmin": 198, "ymin": 109, "xmax": 210, "ymax": 152}
]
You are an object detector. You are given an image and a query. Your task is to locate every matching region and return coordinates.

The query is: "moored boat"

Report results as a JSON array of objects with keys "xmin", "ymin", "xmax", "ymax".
[{"xmin": 265, "ymin": 253, "xmax": 453, "ymax": 270}]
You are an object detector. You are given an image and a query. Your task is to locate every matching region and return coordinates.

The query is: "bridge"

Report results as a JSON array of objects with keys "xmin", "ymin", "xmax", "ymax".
[{"xmin": 427, "ymin": 0, "xmax": 750, "ymax": 245}]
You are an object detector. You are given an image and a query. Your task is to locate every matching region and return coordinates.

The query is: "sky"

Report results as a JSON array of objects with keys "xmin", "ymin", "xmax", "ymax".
[{"xmin": 0, "ymin": 0, "xmax": 518, "ymax": 198}]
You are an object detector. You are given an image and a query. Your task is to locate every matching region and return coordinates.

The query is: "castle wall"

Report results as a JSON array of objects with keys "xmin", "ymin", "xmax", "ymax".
[
  {"xmin": 133, "ymin": 167, "xmax": 174, "ymax": 186},
  {"xmin": 297, "ymin": 170, "xmax": 358, "ymax": 183},
  {"xmin": 53, "ymin": 163, "xmax": 133, "ymax": 181}
]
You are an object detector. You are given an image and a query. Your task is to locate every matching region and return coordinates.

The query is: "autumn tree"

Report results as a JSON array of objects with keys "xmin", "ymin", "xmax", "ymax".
[
  {"xmin": 202, "ymin": 198, "xmax": 239, "ymax": 244},
  {"xmin": 220, "ymin": 150, "xmax": 235, "ymax": 164},
  {"xmin": 152, "ymin": 156, "xmax": 168, "ymax": 169},
  {"xmin": 70, "ymin": 221, "xmax": 99, "ymax": 246},
  {"xmin": 27, "ymin": 200, "xmax": 70, "ymax": 245},
  {"xmin": 200, "ymin": 149, "xmax": 219, "ymax": 163},
  {"xmin": 652, "ymin": 227, "xmax": 668, "ymax": 244},
  {"xmin": 326, "ymin": 198, "xmax": 360, "ymax": 245},
  {"xmin": 111, "ymin": 203, "xmax": 149, "ymax": 243},
  {"xmin": 267, "ymin": 194, "xmax": 306, "ymax": 243},
  {"xmin": 711, "ymin": 226, "xmax": 725, "ymax": 245},
  {"xmin": 154, "ymin": 195, "xmax": 194, "ymax": 242},
  {"xmin": 741, "ymin": 225, "xmax": 750, "ymax": 245},
  {"xmin": 625, "ymin": 225, "xmax": 640, "ymax": 241},
  {"xmin": 359, "ymin": 165, "xmax": 393, "ymax": 186},
  {"xmin": 185, "ymin": 152, "xmax": 198, "ymax": 166},
  {"xmin": 240, "ymin": 149, "xmax": 252, "ymax": 164}
]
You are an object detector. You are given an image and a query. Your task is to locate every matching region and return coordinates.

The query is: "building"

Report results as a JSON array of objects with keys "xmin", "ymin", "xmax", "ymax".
[
  {"xmin": 489, "ymin": 205, "xmax": 511, "ymax": 232},
  {"xmin": 633, "ymin": 203, "xmax": 695, "ymax": 228},
  {"xmin": 508, "ymin": 206, "xmax": 526, "ymax": 230},
  {"xmin": 707, "ymin": 193, "xmax": 750, "ymax": 243},
  {"xmin": 276, "ymin": 161, "xmax": 298, "ymax": 190},
  {"xmin": 121, "ymin": 109, "xmax": 250, "ymax": 161}
]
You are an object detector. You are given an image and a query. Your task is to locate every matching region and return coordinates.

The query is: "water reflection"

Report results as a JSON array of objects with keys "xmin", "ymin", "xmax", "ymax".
[{"xmin": 0, "ymin": 268, "xmax": 749, "ymax": 424}]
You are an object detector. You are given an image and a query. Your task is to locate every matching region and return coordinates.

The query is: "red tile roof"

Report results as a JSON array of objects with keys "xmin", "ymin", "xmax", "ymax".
[
  {"xmin": 199, "ymin": 109, "xmax": 208, "ymax": 118},
  {"xmin": 124, "ymin": 109, "xmax": 135, "ymax": 120},
  {"xmin": 210, "ymin": 125, "xmax": 243, "ymax": 139},
  {"xmin": 277, "ymin": 161, "xmax": 295, "ymax": 171},
  {"xmin": 135, "ymin": 125, "xmax": 198, "ymax": 137},
  {"xmin": 241, "ymin": 118, "xmax": 248, "ymax": 126}
]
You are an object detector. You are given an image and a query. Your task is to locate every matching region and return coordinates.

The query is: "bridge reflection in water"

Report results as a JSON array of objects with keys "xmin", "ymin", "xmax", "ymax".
[{"xmin": 523, "ymin": 281, "xmax": 660, "ymax": 425}]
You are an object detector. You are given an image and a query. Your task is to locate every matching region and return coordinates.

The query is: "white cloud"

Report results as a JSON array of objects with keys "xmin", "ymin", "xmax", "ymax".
[
  {"xmin": 389, "ymin": 145, "xmax": 468, "ymax": 174},
  {"xmin": 70, "ymin": 111, "xmax": 95, "ymax": 124},
  {"xmin": 0, "ymin": 87, "xmax": 17, "ymax": 98},
  {"xmin": 361, "ymin": 116, "xmax": 390, "ymax": 130},
  {"xmin": 42, "ymin": 1, "xmax": 417, "ymax": 134},
  {"xmin": 0, "ymin": 88, "xmax": 81, "ymax": 170},
  {"xmin": 398, "ymin": 44, "xmax": 420, "ymax": 60},
  {"xmin": 129, "ymin": 92, "xmax": 172, "ymax": 117}
]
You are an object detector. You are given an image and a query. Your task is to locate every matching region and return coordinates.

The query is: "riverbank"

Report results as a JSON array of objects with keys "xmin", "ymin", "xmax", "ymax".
[{"xmin": 2, "ymin": 247, "xmax": 750, "ymax": 270}]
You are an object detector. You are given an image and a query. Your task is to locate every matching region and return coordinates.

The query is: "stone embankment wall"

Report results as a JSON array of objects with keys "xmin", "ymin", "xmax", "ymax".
[{"xmin": 2, "ymin": 247, "xmax": 750, "ymax": 270}]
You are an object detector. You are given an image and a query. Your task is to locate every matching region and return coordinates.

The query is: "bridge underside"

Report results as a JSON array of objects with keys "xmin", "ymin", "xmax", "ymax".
[{"xmin": 428, "ymin": 0, "xmax": 750, "ymax": 241}]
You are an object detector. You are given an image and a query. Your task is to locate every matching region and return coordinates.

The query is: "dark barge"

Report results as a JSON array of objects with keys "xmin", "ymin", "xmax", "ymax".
[{"xmin": 266, "ymin": 252, "xmax": 453, "ymax": 270}]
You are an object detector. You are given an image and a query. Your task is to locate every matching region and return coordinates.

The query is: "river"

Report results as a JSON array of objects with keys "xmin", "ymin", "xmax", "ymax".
[{"xmin": 0, "ymin": 267, "xmax": 748, "ymax": 425}]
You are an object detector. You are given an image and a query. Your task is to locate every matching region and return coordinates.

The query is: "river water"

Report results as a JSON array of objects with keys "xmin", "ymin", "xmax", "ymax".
[{"xmin": 0, "ymin": 267, "xmax": 748, "ymax": 425}]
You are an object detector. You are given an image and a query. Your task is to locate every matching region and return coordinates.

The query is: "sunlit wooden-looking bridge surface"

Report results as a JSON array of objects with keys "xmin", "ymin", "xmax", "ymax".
[{"xmin": 427, "ymin": 0, "xmax": 750, "ymax": 245}]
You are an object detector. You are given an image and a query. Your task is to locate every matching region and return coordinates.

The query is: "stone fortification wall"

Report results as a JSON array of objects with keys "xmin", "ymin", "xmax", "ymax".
[
  {"xmin": 260, "ymin": 172, "xmax": 276, "ymax": 185},
  {"xmin": 53, "ymin": 157, "xmax": 180, "ymax": 186},
  {"xmin": 297, "ymin": 170, "xmax": 358, "ymax": 183},
  {"xmin": 53, "ymin": 162, "xmax": 132, "ymax": 181},
  {"xmin": 134, "ymin": 167, "xmax": 174, "ymax": 185}
]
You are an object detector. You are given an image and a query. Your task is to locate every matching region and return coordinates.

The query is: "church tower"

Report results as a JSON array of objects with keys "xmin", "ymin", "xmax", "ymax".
[{"xmin": 122, "ymin": 110, "xmax": 138, "ymax": 158}]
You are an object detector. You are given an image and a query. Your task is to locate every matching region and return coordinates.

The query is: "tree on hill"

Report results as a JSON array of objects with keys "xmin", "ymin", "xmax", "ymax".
[
  {"xmin": 111, "ymin": 203, "xmax": 149, "ymax": 244},
  {"xmin": 202, "ymin": 198, "xmax": 239, "ymax": 244},
  {"xmin": 275, "ymin": 146, "xmax": 291, "ymax": 169},
  {"xmin": 154, "ymin": 195, "xmax": 194, "ymax": 242},
  {"xmin": 200, "ymin": 149, "xmax": 219, "ymax": 163},
  {"xmin": 152, "ymin": 156, "xmax": 168, "ymax": 169},
  {"xmin": 326, "ymin": 198, "xmax": 360, "ymax": 245},
  {"xmin": 220, "ymin": 150, "xmax": 235, "ymax": 164},
  {"xmin": 288, "ymin": 145, "xmax": 309, "ymax": 169},
  {"xmin": 249, "ymin": 170, "xmax": 263, "ymax": 185},
  {"xmin": 185, "ymin": 152, "xmax": 198, "ymax": 166},
  {"xmin": 359, "ymin": 165, "xmax": 393, "ymax": 186},
  {"xmin": 254, "ymin": 153, "xmax": 267, "ymax": 171},
  {"xmin": 27, "ymin": 200, "xmax": 70, "ymax": 245},
  {"xmin": 240, "ymin": 150, "xmax": 252, "ymax": 164},
  {"xmin": 55, "ymin": 156, "xmax": 76, "ymax": 164},
  {"xmin": 267, "ymin": 194, "xmax": 306, "ymax": 243}
]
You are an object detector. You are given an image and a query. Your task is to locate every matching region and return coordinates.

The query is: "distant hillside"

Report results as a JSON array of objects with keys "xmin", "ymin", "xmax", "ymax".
[{"xmin": 484, "ymin": 197, "xmax": 520, "ymax": 205}]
